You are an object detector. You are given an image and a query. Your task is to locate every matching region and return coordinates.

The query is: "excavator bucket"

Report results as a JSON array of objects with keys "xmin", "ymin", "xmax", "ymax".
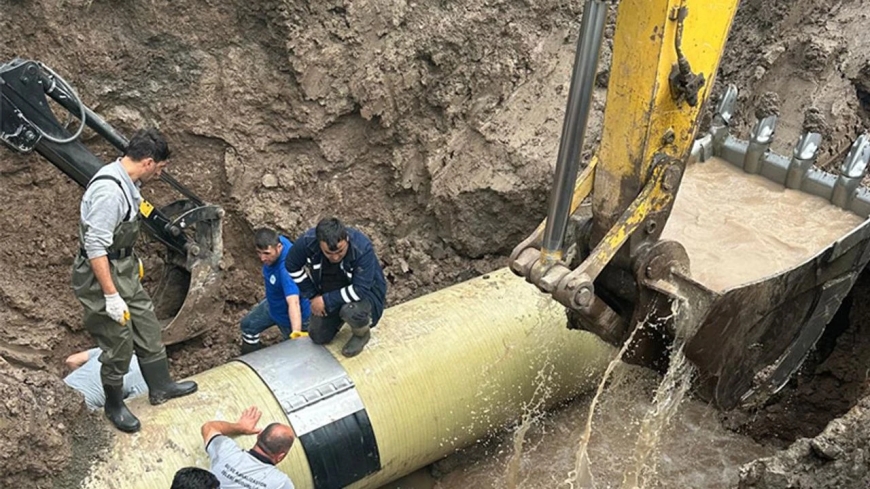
[
  {"xmin": 149, "ymin": 201, "xmax": 225, "ymax": 345},
  {"xmin": 653, "ymin": 102, "xmax": 870, "ymax": 409},
  {"xmin": 0, "ymin": 59, "xmax": 224, "ymax": 345},
  {"xmin": 509, "ymin": 0, "xmax": 870, "ymax": 409},
  {"xmin": 622, "ymin": 100, "xmax": 870, "ymax": 409}
]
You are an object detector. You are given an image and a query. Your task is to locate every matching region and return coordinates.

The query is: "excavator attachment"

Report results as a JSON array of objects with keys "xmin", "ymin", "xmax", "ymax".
[
  {"xmin": 0, "ymin": 59, "xmax": 223, "ymax": 345},
  {"xmin": 511, "ymin": 0, "xmax": 870, "ymax": 409}
]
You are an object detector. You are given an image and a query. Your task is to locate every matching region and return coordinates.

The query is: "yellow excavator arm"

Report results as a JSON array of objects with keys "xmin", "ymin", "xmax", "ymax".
[
  {"xmin": 593, "ymin": 0, "xmax": 738, "ymax": 237},
  {"xmin": 512, "ymin": 0, "xmax": 870, "ymax": 409}
]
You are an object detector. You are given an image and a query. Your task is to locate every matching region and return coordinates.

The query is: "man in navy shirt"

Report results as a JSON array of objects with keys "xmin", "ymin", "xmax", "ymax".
[
  {"xmin": 285, "ymin": 217, "xmax": 387, "ymax": 357},
  {"xmin": 240, "ymin": 228, "xmax": 312, "ymax": 355}
]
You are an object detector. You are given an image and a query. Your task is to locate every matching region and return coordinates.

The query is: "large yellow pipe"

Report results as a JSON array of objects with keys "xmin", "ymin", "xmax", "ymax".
[{"xmin": 82, "ymin": 268, "xmax": 613, "ymax": 488}]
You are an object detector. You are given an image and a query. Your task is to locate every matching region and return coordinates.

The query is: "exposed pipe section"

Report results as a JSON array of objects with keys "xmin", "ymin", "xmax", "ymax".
[
  {"xmin": 81, "ymin": 269, "xmax": 613, "ymax": 488},
  {"xmin": 540, "ymin": 0, "xmax": 608, "ymax": 265}
]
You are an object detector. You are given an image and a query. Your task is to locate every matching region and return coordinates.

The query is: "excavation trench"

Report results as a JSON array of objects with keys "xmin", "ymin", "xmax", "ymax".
[{"xmin": 2, "ymin": 0, "xmax": 870, "ymax": 488}]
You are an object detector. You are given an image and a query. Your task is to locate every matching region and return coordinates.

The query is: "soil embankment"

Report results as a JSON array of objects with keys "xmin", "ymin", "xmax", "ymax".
[{"xmin": 1, "ymin": 0, "xmax": 870, "ymax": 487}]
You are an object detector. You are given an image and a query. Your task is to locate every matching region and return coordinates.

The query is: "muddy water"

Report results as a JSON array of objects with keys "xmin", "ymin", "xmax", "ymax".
[
  {"xmin": 619, "ymin": 343, "xmax": 695, "ymax": 489},
  {"xmin": 570, "ymin": 314, "xmax": 653, "ymax": 489},
  {"xmin": 661, "ymin": 157, "xmax": 865, "ymax": 292},
  {"xmin": 427, "ymin": 362, "xmax": 772, "ymax": 489},
  {"xmin": 378, "ymin": 338, "xmax": 767, "ymax": 489}
]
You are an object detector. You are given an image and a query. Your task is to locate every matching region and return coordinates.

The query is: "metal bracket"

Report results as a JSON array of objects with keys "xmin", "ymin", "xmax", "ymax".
[
  {"xmin": 237, "ymin": 340, "xmax": 381, "ymax": 488},
  {"xmin": 171, "ymin": 204, "xmax": 222, "ymax": 230},
  {"xmin": 0, "ymin": 111, "xmax": 41, "ymax": 152},
  {"xmin": 237, "ymin": 339, "xmax": 368, "ymax": 437},
  {"xmin": 509, "ymin": 158, "xmax": 599, "ymax": 284},
  {"xmin": 552, "ymin": 157, "xmax": 683, "ymax": 310},
  {"xmin": 668, "ymin": 5, "xmax": 706, "ymax": 107}
]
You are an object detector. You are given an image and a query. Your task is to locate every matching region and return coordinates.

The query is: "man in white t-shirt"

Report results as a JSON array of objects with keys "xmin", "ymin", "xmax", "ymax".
[
  {"xmin": 63, "ymin": 348, "xmax": 148, "ymax": 410},
  {"xmin": 201, "ymin": 405, "xmax": 296, "ymax": 489}
]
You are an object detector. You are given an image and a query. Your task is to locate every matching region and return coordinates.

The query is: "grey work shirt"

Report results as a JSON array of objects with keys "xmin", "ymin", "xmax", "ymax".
[
  {"xmin": 80, "ymin": 159, "xmax": 142, "ymax": 258},
  {"xmin": 206, "ymin": 435, "xmax": 294, "ymax": 489},
  {"xmin": 63, "ymin": 348, "xmax": 148, "ymax": 410}
]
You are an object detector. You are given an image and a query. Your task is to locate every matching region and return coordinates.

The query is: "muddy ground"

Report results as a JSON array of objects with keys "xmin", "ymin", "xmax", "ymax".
[{"xmin": 1, "ymin": 0, "xmax": 870, "ymax": 487}]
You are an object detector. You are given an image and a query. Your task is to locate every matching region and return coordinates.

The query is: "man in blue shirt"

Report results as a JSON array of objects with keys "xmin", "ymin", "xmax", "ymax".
[{"xmin": 240, "ymin": 228, "xmax": 312, "ymax": 355}]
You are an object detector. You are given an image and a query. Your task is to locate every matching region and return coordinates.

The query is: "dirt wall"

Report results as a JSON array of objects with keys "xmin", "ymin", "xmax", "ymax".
[
  {"xmin": 0, "ymin": 0, "xmax": 595, "ymax": 371},
  {"xmin": 1, "ymin": 0, "xmax": 870, "ymax": 487},
  {"xmin": 738, "ymin": 394, "xmax": 870, "ymax": 489}
]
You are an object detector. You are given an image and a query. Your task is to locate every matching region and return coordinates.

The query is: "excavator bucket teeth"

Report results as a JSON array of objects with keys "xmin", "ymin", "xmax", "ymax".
[{"xmin": 663, "ymin": 117, "xmax": 870, "ymax": 409}]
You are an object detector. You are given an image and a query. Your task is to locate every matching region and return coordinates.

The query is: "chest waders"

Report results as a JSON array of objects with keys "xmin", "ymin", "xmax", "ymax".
[{"xmin": 73, "ymin": 175, "xmax": 197, "ymax": 433}]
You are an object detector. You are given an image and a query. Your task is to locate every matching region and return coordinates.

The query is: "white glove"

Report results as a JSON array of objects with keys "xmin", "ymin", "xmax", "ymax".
[{"xmin": 104, "ymin": 293, "xmax": 130, "ymax": 326}]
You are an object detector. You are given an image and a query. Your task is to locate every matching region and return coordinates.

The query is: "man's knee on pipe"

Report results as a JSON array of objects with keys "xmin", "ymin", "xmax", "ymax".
[
  {"xmin": 340, "ymin": 301, "xmax": 372, "ymax": 329},
  {"xmin": 305, "ymin": 301, "xmax": 370, "ymax": 356},
  {"xmin": 308, "ymin": 314, "xmax": 343, "ymax": 345}
]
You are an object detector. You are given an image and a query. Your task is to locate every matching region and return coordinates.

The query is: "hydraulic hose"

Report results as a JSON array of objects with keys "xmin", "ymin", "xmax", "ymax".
[{"xmin": 34, "ymin": 62, "xmax": 87, "ymax": 144}]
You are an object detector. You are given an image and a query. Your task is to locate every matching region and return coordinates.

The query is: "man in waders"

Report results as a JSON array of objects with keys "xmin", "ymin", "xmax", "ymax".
[
  {"xmin": 72, "ymin": 128, "xmax": 197, "ymax": 433},
  {"xmin": 285, "ymin": 217, "xmax": 387, "ymax": 357}
]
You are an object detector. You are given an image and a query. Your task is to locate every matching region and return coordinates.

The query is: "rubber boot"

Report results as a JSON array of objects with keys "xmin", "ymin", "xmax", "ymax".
[
  {"xmin": 139, "ymin": 357, "xmax": 198, "ymax": 406},
  {"xmin": 240, "ymin": 341, "xmax": 263, "ymax": 356},
  {"xmin": 341, "ymin": 325, "xmax": 371, "ymax": 358},
  {"xmin": 103, "ymin": 384, "xmax": 141, "ymax": 433}
]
